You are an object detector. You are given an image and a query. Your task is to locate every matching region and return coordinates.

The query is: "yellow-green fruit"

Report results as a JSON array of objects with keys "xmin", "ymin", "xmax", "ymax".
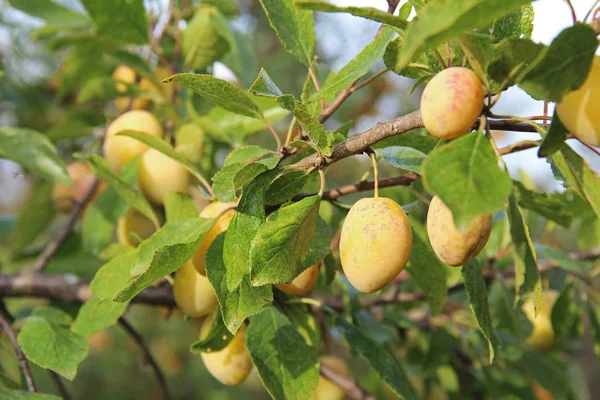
[
  {"xmin": 426, "ymin": 195, "xmax": 492, "ymax": 266},
  {"xmin": 192, "ymin": 202, "xmax": 236, "ymax": 275},
  {"xmin": 112, "ymin": 65, "xmax": 152, "ymax": 112},
  {"xmin": 316, "ymin": 356, "xmax": 347, "ymax": 400},
  {"xmin": 420, "ymin": 67, "xmax": 485, "ymax": 139},
  {"xmin": 175, "ymin": 123, "xmax": 205, "ymax": 163},
  {"xmin": 117, "ymin": 207, "xmax": 156, "ymax": 247},
  {"xmin": 139, "ymin": 148, "xmax": 190, "ymax": 205},
  {"xmin": 276, "ymin": 263, "xmax": 320, "ymax": 296},
  {"xmin": 523, "ymin": 290, "xmax": 559, "ymax": 350},
  {"xmin": 556, "ymin": 56, "xmax": 600, "ymax": 147},
  {"xmin": 200, "ymin": 322, "xmax": 252, "ymax": 386},
  {"xmin": 103, "ymin": 110, "xmax": 163, "ymax": 171},
  {"xmin": 339, "ymin": 197, "xmax": 412, "ymax": 293},
  {"xmin": 152, "ymin": 66, "xmax": 174, "ymax": 104},
  {"xmin": 173, "ymin": 260, "xmax": 218, "ymax": 318},
  {"xmin": 52, "ymin": 162, "xmax": 104, "ymax": 213}
]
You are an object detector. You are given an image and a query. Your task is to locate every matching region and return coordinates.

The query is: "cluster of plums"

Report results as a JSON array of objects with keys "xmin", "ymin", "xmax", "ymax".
[{"xmin": 51, "ymin": 61, "xmax": 589, "ymax": 390}]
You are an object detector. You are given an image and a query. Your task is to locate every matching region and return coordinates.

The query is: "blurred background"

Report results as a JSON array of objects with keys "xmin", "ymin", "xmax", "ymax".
[{"xmin": 0, "ymin": 0, "xmax": 599, "ymax": 399}]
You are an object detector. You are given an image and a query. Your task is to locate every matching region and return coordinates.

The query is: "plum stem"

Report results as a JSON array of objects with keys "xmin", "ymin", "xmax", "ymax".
[{"xmin": 369, "ymin": 152, "xmax": 379, "ymax": 198}]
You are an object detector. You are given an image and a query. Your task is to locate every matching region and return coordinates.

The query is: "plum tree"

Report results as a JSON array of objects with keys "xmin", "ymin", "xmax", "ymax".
[
  {"xmin": 139, "ymin": 148, "xmax": 190, "ymax": 205},
  {"xmin": 427, "ymin": 195, "xmax": 492, "ymax": 266},
  {"xmin": 52, "ymin": 161, "xmax": 105, "ymax": 213},
  {"xmin": 420, "ymin": 67, "xmax": 485, "ymax": 139},
  {"xmin": 116, "ymin": 207, "xmax": 156, "ymax": 247},
  {"xmin": 173, "ymin": 260, "xmax": 218, "ymax": 318},
  {"xmin": 103, "ymin": 110, "xmax": 164, "ymax": 171},
  {"xmin": 556, "ymin": 56, "xmax": 600, "ymax": 147},
  {"xmin": 315, "ymin": 356, "xmax": 347, "ymax": 400},
  {"xmin": 339, "ymin": 197, "xmax": 412, "ymax": 293},
  {"xmin": 199, "ymin": 322, "xmax": 253, "ymax": 386},
  {"xmin": 276, "ymin": 263, "xmax": 320, "ymax": 296},
  {"xmin": 191, "ymin": 201, "xmax": 235, "ymax": 275},
  {"xmin": 523, "ymin": 290, "xmax": 559, "ymax": 350}
]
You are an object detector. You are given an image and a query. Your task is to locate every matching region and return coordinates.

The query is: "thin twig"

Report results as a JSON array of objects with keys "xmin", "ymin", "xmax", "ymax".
[
  {"xmin": 350, "ymin": 68, "xmax": 390, "ymax": 93},
  {"xmin": 321, "ymin": 364, "xmax": 376, "ymax": 400},
  {"xmin": 564, "ymin": 0, "xmax": 578, "ymax": 24},
  {"xmin": 32, "ymin": 179, "xmax": 101, "ymax": 272},
  {"xmin": 433, "ymin": 48, "xmax": 448, "ymax": 69},
  {"xmin": 48, "ymin": 371, "xmax": 72, "ymax": 400},
  {"xmin": 119, "ymin": 318, "xmax": 171, "ymax": 400},
  {"xmin": 0, "ymin": 316, "xmax": 36, "ymax": 392},
  {"xmin": 308, "ymin": 63, "xmax": 326, "ymax": 111}
]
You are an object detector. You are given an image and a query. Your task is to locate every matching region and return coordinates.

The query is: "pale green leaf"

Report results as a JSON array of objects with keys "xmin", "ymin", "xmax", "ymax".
[
  {"xmin": 10, "ymin": 181, "xmax": 55, "ymax": 254},
  {"xmin": 377, "ymin": 146, "xmax": 427, "ymax": 174},
  {"xmin": 71, "ymin": 298, "xmax": 127, "ymax": 337},
  {"xmin": 7, "ymin": 0, "xmax": 88, "ymax": 26},
  {"xmin": 80, "ymin": 0, "xmax": 147, "ymax": 44},
  {"xmin": 0, "ymin": 388, "xmax": 61, "ymax": 400},
  {"xmin": 164, "ymin": 192, "xmax": 199, "ymax": 222},
  {"xmin": 296, "ymin": 1, "xmax": 408, "ymax": 30},
  {"xmin": 190, "ymin": 311, "xmax": 233, "ymax": 353}
]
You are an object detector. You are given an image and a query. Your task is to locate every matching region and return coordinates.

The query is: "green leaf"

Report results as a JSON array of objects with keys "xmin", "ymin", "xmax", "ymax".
[
  {"xmin": 18, "ymin": 317, "xmax": 88, "ymax": 380},
  {"xmin": 249, "ymin": 68, "xmax": 284, "ymax": 98},
  {"xmin": 246, "ymin": 308, "xmax": 319, "ymax": 400},
  {"xmin": 79, "ymin": 154, "xmax": 159, "ymax": 226},
  {"xmin": 164, "ymin": 192, "xmax": 198, "ymax": 222},
  {"xmin": 10, "ymin": 181, "xmax": 55, "ymax": 254},
  {"xmin": 224, "ymin": 171, "xmax": 278, "ymax": 291},
  {"xmin": 277, "ymin": 299, "xmax": 320, "ymax": 347},
  {"xmin": 277, "ymin": 95, "xmax": 334, "ymax": 157},
  {"xmin": 423, "ymin": 133, "xmax": 513, "ymax": 227},
  {"xmin": 552, "ymin": 145, "xmax": 600, "ymax": 218},
  {"xmin": 538, "ymin": 112, "xmax": 567, "ymax": 158},
  {"xmin": 458, "ymin": 33, "xmax": 496, "ymax": 89},
  {"xmin": 309, "ymin": 27, "xmax": 395, "ymax": 102},
  {"xmin": 0, "ymin": 128, "xmax": 71, "ymax": 184},
  {"xmin": 167, "ymin": 74, "xmax": 263, "ymax": 119},
  {"xmin": 534, "ymin": 244, "xmax": 589, "ymax": 276},
  {"xmin": 80, "ymin": 0, "xmax": 147, "ymax": 44},
  {"xmin": 334, "ymin": 316, "xmax": 417, "ymax": 400},
  {"xmin": 259, "ymin": 0, "xmax": 315, "ymax": 65},
  {"xmin": 488, "ymin": 281, "xmax": 532, "ymax": 338},
  {"xmin": 394, "ymin": 0, "xmax": 530, "ymax": 72},
  {"xmin": 550, "ymin": 283, "xmax": 577, "ymax": 339},
  {"xmin": 31, "ymin": 307, "xmax": 73, "ymax": 326},
  {"xmin": 519, "ymin": 24, "xmax": 598, "ymax": 102},
  {"xmin": 266, "ymin": 171, "xmax": 309, "ymax": 206},
  {"xmin": 0, "ymin": 388, "xmax": 61, "ymax": 400},
  {"xmin": 71, "ymin": 298, "xmax": 127, "ymax": 337},
  {"xmin": 296, "ymin": 1, "xmax": 408, "ymax": 30},
  {"xmin": 206, "ymin": 234, "xmax": 273, "ymax": 334},
  {"xmin": 212, "ymin": 163, "xmax": 270, "ymax": 203},
  {"xmin": 514, "ymin": 350, "xmax": 576, "ymax": 398},
  {"xmin": 190, "ymin": 311, "xmax": 233, "ymax": 353},
  {"xmin": 82, "ymin": 159, "xmax": 137, "ymax": 255},
  {"xmin": 113, "ymin": 217, "xmax": 217, "ymax": 302},
  {"xmin": 373, "ymin": 129, "xmax": 439, "ymax": 154},
  {"xmin": 182, "ymin": 5, "xmax": 230, "ymax": 69},
  {"xmin": 407, "ymin": 221, "xmax": 447, "ymax": 315},
  {"xmin": 507, "ymin": 193, "xmax": 542, "ymax": 313},
  {"xmin": 513, "ymin": 181, "xmax": 577, "ymax": 228},
  {"xmin": 224, "ymin": 145, "xmax": 278, "ymax": 166},
  {"xmin": 377, "ymin": 146, "xmax": 427, "ymax": 174},
  {"xmin": 491, "ymin": 5, "xmax": 534, "ymax": 42},
  {"xmin": 250, "ymin": 195, "xmax": 320, "ymax": 286},
  {"xmin": 90, "ymin": 250, "xmax": 139, "ymax": 300},
  {"xmin": 7, "ymin": 0, "xmax": 88, "ymax": 26},
  {"xmin": 487, "ymin": 37, "xmax": 544, "ymax": 91},
  {"xmin": 461, "ymin": 260, "xmax": 501, "ymax": 363},
  {"xmin": 222, "ymin": 29, "xmax": 259, "ymax": 87}
]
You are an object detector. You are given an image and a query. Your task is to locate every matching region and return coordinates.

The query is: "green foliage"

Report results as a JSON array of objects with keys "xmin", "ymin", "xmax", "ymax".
[
  {"xmin": 10, "ymin": 181, "xmax": 55, "ymax": 254},
  {"xmin": 190, "ymin": 311, "xmax": 234, "ymax": 353},
  {"xmin": 80, "ymin": 0, "xmax": 147, "ymax": 44}
]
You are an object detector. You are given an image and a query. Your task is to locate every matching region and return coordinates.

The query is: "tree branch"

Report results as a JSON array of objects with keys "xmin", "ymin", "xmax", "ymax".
[
  {"xmin": 0, "ymin": 316, "xmax": 37, "ymax": 392},
  {"xmin": 294, "ymin": 111, "xmax": 541, "ymax": 170},
  {"xmin": 118, "ymin": 317, "xmax": 172, "ymax": 400},
  {"xmin": 33, "ymin": 179, "xmax": 101, "ymax": 272},
  {"xmin": 320, "ymin": 364, "xmax": 375, "ymax": 400}
]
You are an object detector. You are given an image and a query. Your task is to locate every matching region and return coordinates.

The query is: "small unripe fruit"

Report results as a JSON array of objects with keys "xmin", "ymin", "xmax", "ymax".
[
  {"xmin": 316, "ymin": 356, "xmax": 347, "ymax": 400},
  {"xmin": 427, "ymin": 195, "xmax": 492, "ymax": 266},
  {"xmin": 200, "ymin": 321, "xmax": 252, "ymax": 386},
  {"xmin": 175, "ymin": 123, "xmax": 205, "ymax": 163},
  {"xmin": 523, "ymin": 290, "xmax": 559, "ymax": 351},
  {"xmin": 103, "ymin": 110, "xmax": 163, "ymax": 171},
  {"xmin": 117, "ymin": 207, "xmax": 156, "ymax": 247},
  {"xmin": 420, "ymin": 67, "xmax": 485, "ymax": 139},
  {"xmin": 112, "ymin": 65, "xmax": 151, "ymax": 112},
  {"xmin": 340, "ymin": 197, "xmax": 412, "ymax": 293},
  {"xmin": 139, "ymin": 148, "xmax": 190, "ymax": 205},
  {"xmin": 556, "ymin": 56, "xmax": 600, "ymax": 147},
  {"xmin": 52, "ymin": 162, "xmax": 105, "ymax": 213},
  {"xmin": 192, "ymin": 201, "xmax": 235, "ymax": 275},
  {"xmin": 173, "ymin": 260, "xmax": 218, "ymax": 318},
  {"xmin": 276, "ymin": 263, "xmax": 320, "ymax": 296}
]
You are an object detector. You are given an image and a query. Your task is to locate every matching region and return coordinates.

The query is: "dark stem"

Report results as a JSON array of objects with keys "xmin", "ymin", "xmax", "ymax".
[
  {"xmin": 118, "ymin": 317, "xmax": 172, "ymax": 400},
  {"xmin": 0, "ymin": 316, "xmax": 37, "ymax": 392},
  {"xmin": 32, "ymin": 179, "xmax": 101, "ymax": 272}
]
